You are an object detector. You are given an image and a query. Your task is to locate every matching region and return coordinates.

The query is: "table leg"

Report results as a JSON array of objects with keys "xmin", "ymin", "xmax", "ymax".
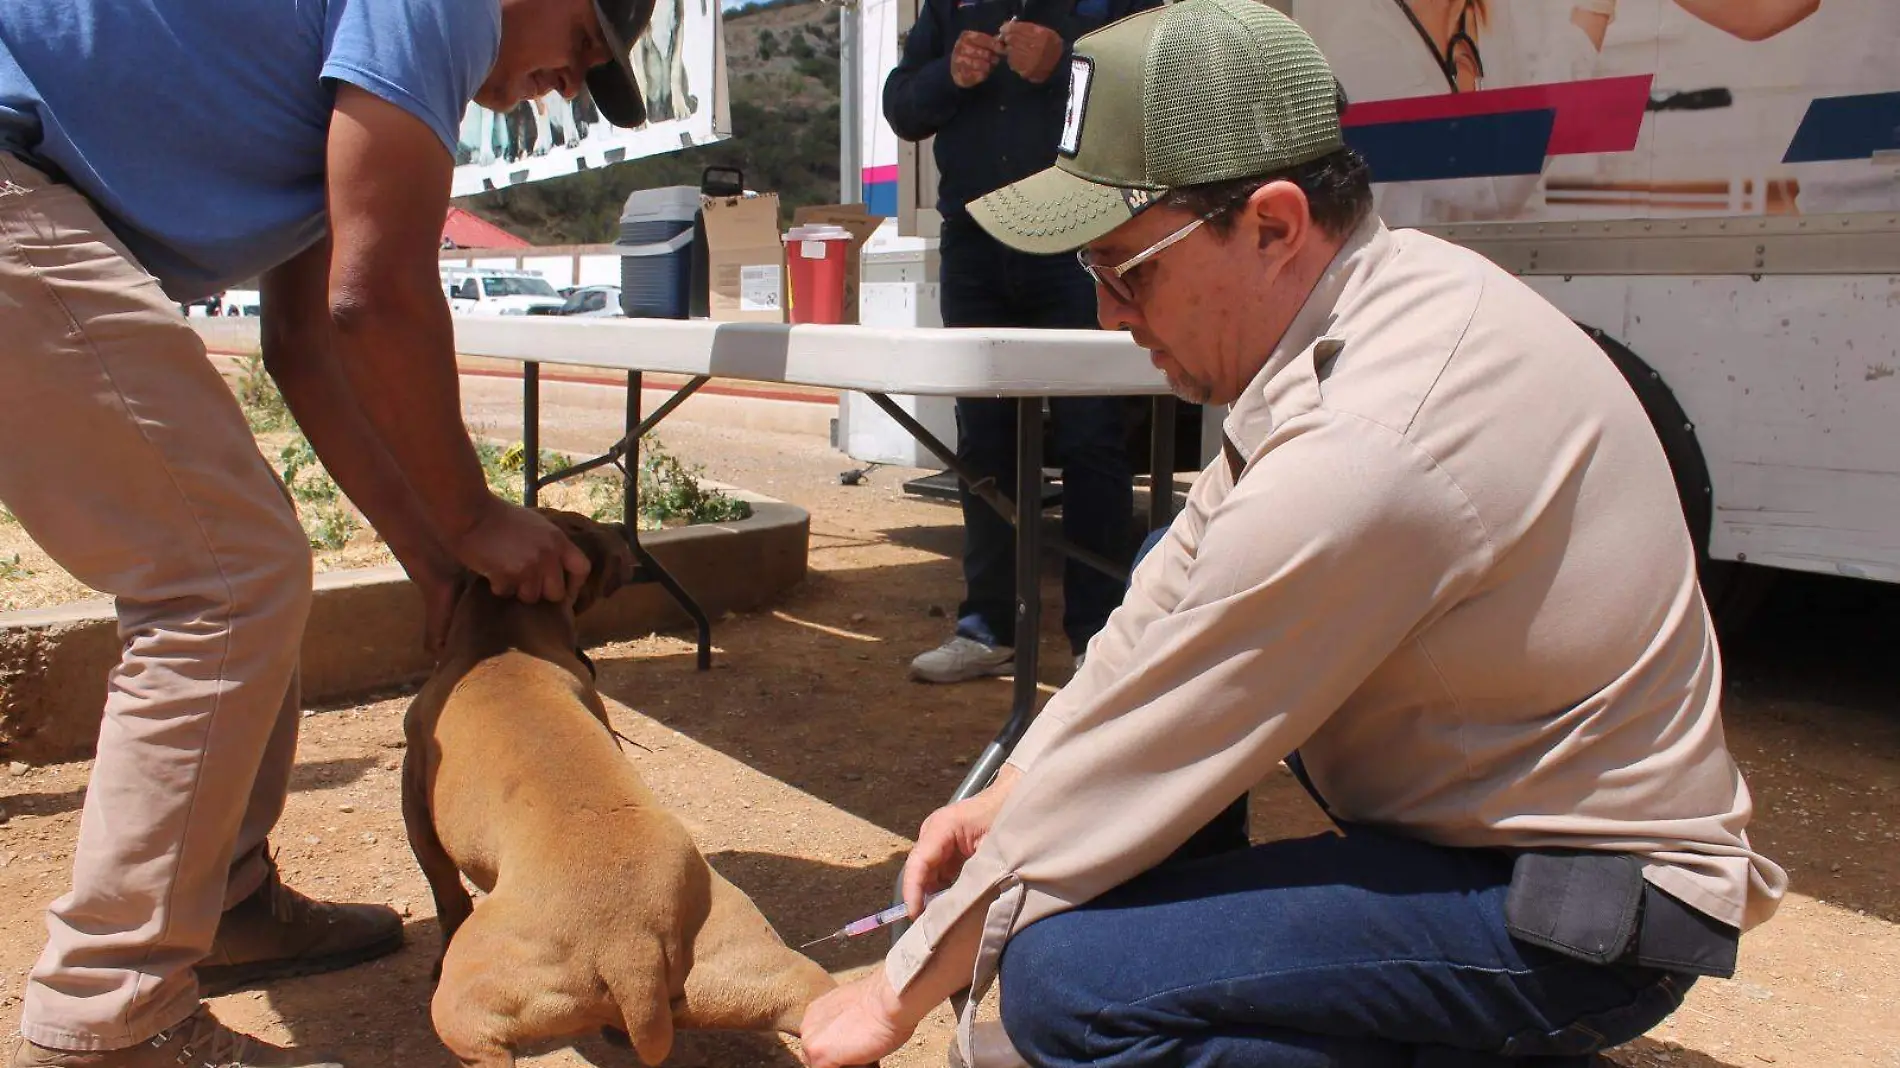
[
  {"xmin": 621, "ymin": 370, "xmax": 714, "ymax": 671},
  {"xmin": 889, "ymin": 397, "xmax": 1047, "ymax": 947},
  {"xmin": 523, "ymin": 362, "xmax": 540, "ymax": 508},
  {"xmin": 861, "ymin": 392, "xmax": 1127, "ymax": 584},
  {"xmin": 1148, "ymin": 395, "xmax": 1177, "ymax": 531},
  {"xmin": 954, "ymin": 395, "xmax": 1046, "ymax": 803}
]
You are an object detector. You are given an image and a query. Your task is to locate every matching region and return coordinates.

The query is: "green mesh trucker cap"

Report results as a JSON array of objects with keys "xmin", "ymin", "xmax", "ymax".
[{"xmin": 969, "ymin": 0, "xmax": 1344, "ymax": 255}]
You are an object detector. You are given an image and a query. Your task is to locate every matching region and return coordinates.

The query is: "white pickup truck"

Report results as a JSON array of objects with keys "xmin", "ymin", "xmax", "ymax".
[{"xmin": 440, "ymin": 266, "xmax": 566, "ymax": 316}]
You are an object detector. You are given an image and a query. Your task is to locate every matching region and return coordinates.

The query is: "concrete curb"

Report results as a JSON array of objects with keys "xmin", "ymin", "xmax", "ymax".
[{"xmin": 0, "ymin": 495, "xmax": 809, "ymax": 764}]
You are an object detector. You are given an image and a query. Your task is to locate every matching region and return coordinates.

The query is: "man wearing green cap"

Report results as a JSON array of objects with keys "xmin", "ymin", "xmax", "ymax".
[{"xmin": 800, "ymin": 1, "xmax": 1782, "ymax": 1065}]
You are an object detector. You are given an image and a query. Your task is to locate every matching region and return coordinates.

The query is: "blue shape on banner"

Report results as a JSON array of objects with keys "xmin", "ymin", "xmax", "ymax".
[
  {"xmin": 1344, "ymin": 109, "xmax": 1557, "ymax": 183},
  {"xmin": 1783, "ymin": 92, "xmax": 1900, "ymax": 163},
  {"xmin": 865, "ymin": 181, "xmax": 899, "ymax": 217}
]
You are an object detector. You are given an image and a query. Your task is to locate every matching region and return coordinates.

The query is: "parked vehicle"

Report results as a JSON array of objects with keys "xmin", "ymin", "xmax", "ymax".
[
  {"xmin": 440, "ymin": 266, "xmax": 565, "ymax": 316},
  {"xmin": 527, "ymin": 284, "xmax": 624, "ymax": 317}
]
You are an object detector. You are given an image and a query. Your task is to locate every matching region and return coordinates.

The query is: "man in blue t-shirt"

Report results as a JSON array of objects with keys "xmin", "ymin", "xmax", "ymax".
[{"xmin": 0, "ymin": 1, "xmax": 656, "ymax": 1064}]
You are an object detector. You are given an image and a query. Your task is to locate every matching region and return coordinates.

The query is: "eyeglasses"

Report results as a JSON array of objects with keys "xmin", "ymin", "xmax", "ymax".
[{"xmin": 1076, "ymin": 207, "xmax": 1225, "ymax": 305}]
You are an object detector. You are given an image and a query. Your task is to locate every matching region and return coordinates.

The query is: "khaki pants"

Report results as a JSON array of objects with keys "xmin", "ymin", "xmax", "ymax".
[{"xmin": 0, "ymin": 154, "xmax": 313, "ymax": 1051}]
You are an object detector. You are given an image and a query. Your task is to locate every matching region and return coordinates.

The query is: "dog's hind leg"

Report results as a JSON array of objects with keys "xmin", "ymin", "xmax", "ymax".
[
  {"xmin": 673, "ymin": 871, "xmax": 837, "ymax": 1036},
  {"xmin": 402, "ymin": 738, "xmax": 473, "ymax": 974},
  {"xmin": 435, "ymin": 900, "xmax": 613, "ymax": 1067},
  {"xmin": 431, "ymin": 914, "xmax": 523, "ymax": 1068}
]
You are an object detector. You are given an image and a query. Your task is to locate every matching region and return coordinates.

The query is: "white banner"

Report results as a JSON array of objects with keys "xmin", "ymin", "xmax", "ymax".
[
  {"xmin": 451, "ymin": 0, "xmax": 732, "ymax": 197},
  {"xmin": 1287, "ymin": 0, "xmax": 1900, "ymax": 226},
  {"xmin": 859, "ymin": 0, "xmax": 902, "ymax": 216}
]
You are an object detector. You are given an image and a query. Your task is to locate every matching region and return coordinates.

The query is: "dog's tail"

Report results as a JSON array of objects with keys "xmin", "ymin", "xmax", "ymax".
[{"xmin": 600, "ymin": 947, "xmax": 676, "ymax": 1067}]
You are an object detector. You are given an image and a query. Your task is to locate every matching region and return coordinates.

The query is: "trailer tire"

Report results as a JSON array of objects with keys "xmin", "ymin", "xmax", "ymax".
[{"xmin": 1580, "ymin": 324, "xmax": 1774, "ymax": 636}]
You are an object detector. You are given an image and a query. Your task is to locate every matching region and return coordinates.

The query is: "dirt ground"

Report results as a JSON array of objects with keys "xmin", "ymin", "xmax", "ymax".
[{"xmin": 3, "ymin": 388, "xmax": 1898, "ymax": 1068}]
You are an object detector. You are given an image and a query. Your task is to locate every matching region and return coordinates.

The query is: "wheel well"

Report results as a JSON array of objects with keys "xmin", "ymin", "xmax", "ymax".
[
  {"xmin": 1577, "ymin": 323, "xmax": 1714, "ymax": 561},
  {"xmin": 1578, "ymin": 322, "xmax": 1771, "ymax": 631}
]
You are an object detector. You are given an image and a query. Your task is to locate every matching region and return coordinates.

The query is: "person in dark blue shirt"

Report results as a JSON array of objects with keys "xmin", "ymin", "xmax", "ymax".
[{"xmin": 885, "ymin": 0, "xmax": 1160, "ymax": 685}]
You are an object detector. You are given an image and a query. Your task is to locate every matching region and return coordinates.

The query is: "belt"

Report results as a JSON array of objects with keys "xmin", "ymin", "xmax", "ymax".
[
  {"xmin": 1504, "ymin": 848, "xmax": 1740, "ymax": 978},
  {"xmin": 1285, "ymin": 752, "xmax": 1738, "ymax": 978}
]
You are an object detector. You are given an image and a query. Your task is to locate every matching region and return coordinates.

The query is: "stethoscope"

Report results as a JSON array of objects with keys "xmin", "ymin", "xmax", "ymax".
[{"xmin": 1390, "ymin": 0, "xmax": 1486, "ymax": 93}]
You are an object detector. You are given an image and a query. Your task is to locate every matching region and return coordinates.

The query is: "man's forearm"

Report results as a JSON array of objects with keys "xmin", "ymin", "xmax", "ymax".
[
  {"xmin": 325, "ymin": 284, "xmax": 493, "ymax": 545},
  {"xmin": 259, "ymin": 239, "xmax": 458, "ymax": 576},
  {"xmin": 883, "ymin": 906, "xmax": 987, "ymax": 1028},
  {"xmin": 262, "ymin": 334, "xmax": 452, "ymax": 573}
]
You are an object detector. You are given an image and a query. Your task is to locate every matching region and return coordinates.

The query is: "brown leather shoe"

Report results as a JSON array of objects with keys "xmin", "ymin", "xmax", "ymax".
[
  {"xmin": 195, "ymin": 852, "xmax": 403, "ymax": 996},
  {"xmin": 9, "ymin": 1007, "xmax": 344, "ymax": 1067}
]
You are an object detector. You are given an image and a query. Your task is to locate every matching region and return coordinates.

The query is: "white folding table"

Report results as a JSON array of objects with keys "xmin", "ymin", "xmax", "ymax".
[
  {"xmin": 193, "ymin": 315, "xmax": 1182, "ymax": 807},
  {"xmin": 450, "ymin": 315, "xmax": 1181, "ymax": 808}
]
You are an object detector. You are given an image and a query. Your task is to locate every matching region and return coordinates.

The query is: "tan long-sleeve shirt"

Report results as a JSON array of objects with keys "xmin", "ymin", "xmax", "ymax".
[{"xmin": 888, "ymin": 216, "xmax": 1786, "ymax": 1063}]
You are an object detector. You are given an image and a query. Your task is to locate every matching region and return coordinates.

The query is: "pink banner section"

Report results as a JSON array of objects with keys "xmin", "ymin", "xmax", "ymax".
[
  {"xmin": 861, "ymin": 164, "xmax": 900, "ymax": 184},
  {"xmin": 1342, "ymin": 74, "xmax": 1655, "ymax": 156}
]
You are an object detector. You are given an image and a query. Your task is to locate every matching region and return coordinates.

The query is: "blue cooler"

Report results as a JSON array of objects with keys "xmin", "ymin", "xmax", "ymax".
[{"xmin": 616, "ymin": 186, "xmax": 700, "ymax": 318}]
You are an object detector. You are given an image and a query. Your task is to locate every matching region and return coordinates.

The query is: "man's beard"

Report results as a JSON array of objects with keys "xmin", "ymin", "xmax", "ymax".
[{"xmin": 1164, "ymin": 368, "xmax": 1214, "ymax": 406}]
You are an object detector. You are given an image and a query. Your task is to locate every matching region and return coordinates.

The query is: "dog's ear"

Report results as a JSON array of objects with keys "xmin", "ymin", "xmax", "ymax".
[{"xmin": 536, "ymin": 507, "xmax": 635, "ymax": 616}]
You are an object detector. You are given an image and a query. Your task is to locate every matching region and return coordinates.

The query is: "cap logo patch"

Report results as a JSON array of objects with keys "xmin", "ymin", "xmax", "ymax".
[
  {"xmin": 1120, "ymin": 188, "xmax": 1157, "ymax": 213},
  {"xmin": 1057, "ymin": 56, "xmax": 1093, "ymax": 158}
]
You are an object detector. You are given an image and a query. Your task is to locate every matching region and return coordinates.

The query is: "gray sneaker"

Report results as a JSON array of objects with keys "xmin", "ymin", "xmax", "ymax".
[
  {"xmin": 10, "ymin": 1007, "xmax": 343, "ymax": 1067},
  {"xmin": 909, "ymin": 634, "xmax": 1014, "ymax": 684}
]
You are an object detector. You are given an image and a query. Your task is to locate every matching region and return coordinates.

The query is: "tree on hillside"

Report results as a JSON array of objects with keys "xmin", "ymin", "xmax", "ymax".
[{"xmin": 758, "ymin": 28, "xmax": 778, "ymax": 59}]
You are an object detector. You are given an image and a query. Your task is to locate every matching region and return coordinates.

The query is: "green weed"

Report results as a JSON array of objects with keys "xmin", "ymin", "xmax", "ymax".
[{"xmin": 238, "ymin": 357, "xmax": 294, "ymax": 434}]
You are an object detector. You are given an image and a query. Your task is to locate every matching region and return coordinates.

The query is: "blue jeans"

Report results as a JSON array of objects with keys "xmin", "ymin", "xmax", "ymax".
[
  {"xmin": 939, "ymin": 214, "xmax": 1133, "ymax": 653},
  {"xmin": 997, "ymin": 826, "xmax": 1690, "ymax": 1067},
  {"xmin": 999, "ymin": 528, "xmax": 1691, "ymax": 1066}
]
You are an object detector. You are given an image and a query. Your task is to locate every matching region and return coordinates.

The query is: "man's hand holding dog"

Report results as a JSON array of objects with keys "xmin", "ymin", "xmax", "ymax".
[{"xmin": 452, "ymin": 496, "xmax": 592, "ymax": 606}]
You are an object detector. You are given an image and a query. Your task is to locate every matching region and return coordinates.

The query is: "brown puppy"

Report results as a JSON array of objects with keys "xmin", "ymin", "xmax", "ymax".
[{"xmin": 401, "ymin": 508, "xmax": 837, "ymax": 1066}]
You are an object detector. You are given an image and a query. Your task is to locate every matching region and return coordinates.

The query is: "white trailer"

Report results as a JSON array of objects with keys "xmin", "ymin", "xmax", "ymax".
[{"xmin": 872, "ymin": 0, "xmax": 1900, "ymax": 620}]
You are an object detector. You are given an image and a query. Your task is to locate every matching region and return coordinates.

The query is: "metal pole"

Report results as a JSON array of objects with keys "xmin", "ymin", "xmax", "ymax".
[
  {"xmin": 838, "ymin": 0, "xmax": 862, "ymax": 204},
  {"xmin": 623, "ymin": 371, "xmax": 641, "ymax": 532},
  {"xmin": 892, "ymin": 397, "xmax": 1047, "ymax": 949},
  {"xmin": 623, "ymin": 371, "xmax": 715, "ymax": 671},
  {"xmin": 1148, "ymin": 396, "xmax": 1177, "ymax": 531},
  {"xmin": 946, "ymin": 396, "xmax": 1046, "ymax": 804},
  {"xmin": 864, "ymin": 391, "xmax": 1128, "ymax": 583},
  {"xmin": 523, "ymin": 362, "xmax": 540, "ymax": 508}
]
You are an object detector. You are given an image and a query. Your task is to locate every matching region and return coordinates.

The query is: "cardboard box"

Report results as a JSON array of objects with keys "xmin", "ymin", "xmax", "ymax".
[
  {"xmin": 700, "ymin": 192, "xmax": 785, "ymax": 323},
  {"xmin": 790, "ymin": 203, "xmax": 887, "ymax": 326}
]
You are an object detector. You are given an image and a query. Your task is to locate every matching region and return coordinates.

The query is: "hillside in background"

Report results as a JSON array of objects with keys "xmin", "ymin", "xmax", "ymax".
[{"xmin": 463, "ymin": 0, "xmax": 845, "ymax": 246}]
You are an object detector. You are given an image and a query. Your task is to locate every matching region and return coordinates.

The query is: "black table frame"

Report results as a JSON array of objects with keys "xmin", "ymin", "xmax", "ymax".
[{"xmin": 516, "ymin": 364, "xmax": 1179, "ymax": 924}]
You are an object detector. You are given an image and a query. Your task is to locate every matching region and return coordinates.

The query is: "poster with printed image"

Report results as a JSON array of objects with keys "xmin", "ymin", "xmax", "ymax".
[
  {"xmin": 1283, "ymin": 0, "xmax": 1900, "ymax": 227},
  {"xmin": 451, "ymin": 0, "xmax": 732, "ymax": 197}
]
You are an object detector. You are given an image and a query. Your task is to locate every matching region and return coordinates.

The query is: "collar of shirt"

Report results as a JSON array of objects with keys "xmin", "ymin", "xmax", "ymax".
[{"xmin": 1221, "ymin": 213, "xmax": 1394, "ymax": 462}]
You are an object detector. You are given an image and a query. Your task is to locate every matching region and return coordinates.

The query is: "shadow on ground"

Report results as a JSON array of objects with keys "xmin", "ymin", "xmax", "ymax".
[{"xmin": 2, "ymin": 756, "xmax": 380, "ymax": 821}]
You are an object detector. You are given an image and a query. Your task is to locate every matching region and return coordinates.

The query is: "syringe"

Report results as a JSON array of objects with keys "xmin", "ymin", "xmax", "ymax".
[{"xmin": 800, "ymin": 891, "xmax": 945, "ymax": 949}]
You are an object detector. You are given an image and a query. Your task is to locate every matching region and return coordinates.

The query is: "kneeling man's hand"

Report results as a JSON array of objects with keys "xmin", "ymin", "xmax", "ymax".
[{"xmin": 799, "ymin": 971, "xmax": 913, "ymax": 1068}]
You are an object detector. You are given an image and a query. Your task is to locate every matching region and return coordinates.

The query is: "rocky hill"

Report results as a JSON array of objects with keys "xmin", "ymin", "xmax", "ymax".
[{"xmin": 464, "ymin": 0, "xmax": 845, "ymax": 246}]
